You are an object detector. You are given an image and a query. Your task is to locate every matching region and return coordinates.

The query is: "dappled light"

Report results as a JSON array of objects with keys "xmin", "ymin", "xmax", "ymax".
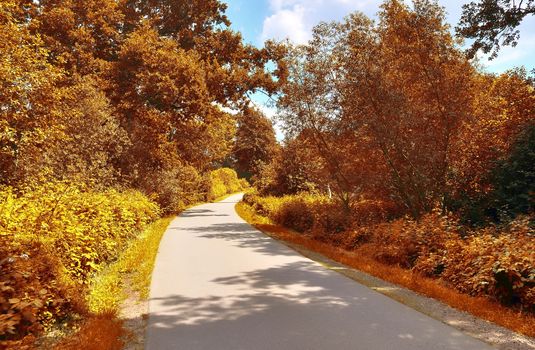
[
  {"xmin": 1, "ymin": 0, "xmax": 533, "ymax": 347},
  {"xmin": 147, "ymin": 197, "xmax": 491, "ymax": 349}
]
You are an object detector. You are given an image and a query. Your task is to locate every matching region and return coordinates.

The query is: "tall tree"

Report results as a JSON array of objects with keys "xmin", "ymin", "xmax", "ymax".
[
  {"xmin": 0, "ymin": 1, "xmax": 65, "ymax": 183},
  {"xmin": 8, "ymin": 0, "xmax": 285, "ymax": 208},
  {"xmin": 343, "ymin": 0, "xmax": 474, "ymax": 216},
  {"xmin": 233, "ymin": 107, "xmax": 278, "ymax": 179},
  {"xmin": 277, "ymin": 0, "xmax": 475, "ymax": 216}
]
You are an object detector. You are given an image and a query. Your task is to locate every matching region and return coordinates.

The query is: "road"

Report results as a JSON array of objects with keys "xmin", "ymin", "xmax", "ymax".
[{"xmin": 146, "ymin": 193, "xmax": 493, "ymax": 350}]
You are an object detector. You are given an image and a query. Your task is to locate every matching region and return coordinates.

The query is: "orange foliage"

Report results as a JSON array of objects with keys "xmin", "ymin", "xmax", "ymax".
[
  {"xmin": 243, "ymin": 193, "xmax": 535, "ymax": 312},
  {"xmin": 54, "ymin": 313, "xmax": 124, "ymax": 350},
  {"xmin": 237, "ymin": 201, "xmax": 535, "ymax": 337}
]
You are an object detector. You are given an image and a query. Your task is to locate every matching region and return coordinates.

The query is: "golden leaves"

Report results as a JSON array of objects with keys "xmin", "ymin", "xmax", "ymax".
[{"xmin": 0, "ymin": 182, "xmax": 159, "ymax": 343}]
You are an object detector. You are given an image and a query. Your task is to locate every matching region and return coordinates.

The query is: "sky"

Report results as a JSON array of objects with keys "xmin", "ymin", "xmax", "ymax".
[{"xmin": 223, "ymin": 0, "xmax": 535, "ymax": 137}]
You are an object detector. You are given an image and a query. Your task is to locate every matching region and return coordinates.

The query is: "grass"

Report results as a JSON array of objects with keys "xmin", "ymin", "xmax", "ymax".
[
  {"xmin": 87, "ymin": 191, "xmax": 243, "ymax": 313},
  {"xmin": 87, "ymin": 216, "xmax": 174, "ymax": 312},
  {"xmin": 54, "ymin": 312, "xmax": 124, "ymax": 350},
  {"xmin": 52, "ymin": 217, "xmax": 173, "ymax": 350},
  {"xmin": 236, "ymin": 201, "xmax": 535, "ymax": 338}
]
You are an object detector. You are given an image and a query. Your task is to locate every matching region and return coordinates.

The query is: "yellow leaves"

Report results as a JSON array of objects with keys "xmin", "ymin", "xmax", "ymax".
[
  {"xmin": 0, "ymin": 181, "xmax": 160, "ymax": 342},
  {"xmin": 205, "ymin": 168, "xmax": 247, "ymax": 201}
]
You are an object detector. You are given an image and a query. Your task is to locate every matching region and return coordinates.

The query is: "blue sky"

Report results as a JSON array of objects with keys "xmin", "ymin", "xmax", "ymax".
[{"xmin": 224, "ymin": 0, "xmax": 535, "ymax": 74}]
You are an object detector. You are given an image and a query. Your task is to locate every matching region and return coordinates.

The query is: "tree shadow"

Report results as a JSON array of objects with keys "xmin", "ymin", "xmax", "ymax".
[
  {"xmin": 180, "ymin": 208, "xmax": 229, "ymax": 218},
  {"xmin": 146, "ymin": 259, "xmax": 490, "ymax": 350},
  {"xmin": 191, "ymin": 222, "xmax": 299, "ymax": 257}
]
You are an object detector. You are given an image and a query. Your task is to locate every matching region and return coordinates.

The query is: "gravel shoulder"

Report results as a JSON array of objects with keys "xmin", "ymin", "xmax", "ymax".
[{"xmin": 272, "ymin": 233, "xmax": 535, "ymax": 350}]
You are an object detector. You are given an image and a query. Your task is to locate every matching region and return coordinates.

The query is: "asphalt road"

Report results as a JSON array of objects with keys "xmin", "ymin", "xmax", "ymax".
[{"xmin": 146, "ymin": 193, "xmax": 493, "ymax": 350}]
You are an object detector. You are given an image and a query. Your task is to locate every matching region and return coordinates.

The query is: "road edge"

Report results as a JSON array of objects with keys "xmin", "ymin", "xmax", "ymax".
[{"xmin": 234, "ymin": 201, "xmax": 535, "ymax": 350}]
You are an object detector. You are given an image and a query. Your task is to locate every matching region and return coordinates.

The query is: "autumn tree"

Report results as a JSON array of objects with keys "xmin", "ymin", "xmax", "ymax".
[
  {"xmin": 4, "ymin": 0, "xmax": 284, "ymax": 210},
  {"xmin": 448, "ymin": 69, "xmax": 535, "ymax": 223},
  {"xmin": 35, "ymin": 78, "xmax": 129, "ymax": 187},
  {"xmin": 457, "ymin": 0, "xmax": 535, "ymax": 59},
  {"xmin": 276, "ymin": 17, "xmax": 381, "ymax": 209},
  {"xmin": 0, "ymin": 1, "xmax": 64, "ymax": 184},
  {"xmin": 343, "ymin": 0, "xmax": 474, "ymax": 216},
  {"xmin": 255, "ymin": 132, "xmax": 323, "ymax": 196},
  {"xmin": 35, "ymin": 0, "xmax": 124, "ymax": 77},
  {"xmin": 233, "ymin": 107, "xmax": 279, "ymax": 179},
  {"xmin": 276, "ymin": 0, "xmax": 473, "ymax": 216}
]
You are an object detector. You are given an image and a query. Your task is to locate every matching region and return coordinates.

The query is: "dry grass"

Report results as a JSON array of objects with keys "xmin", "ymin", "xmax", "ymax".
[
  {"xmin": 87, "ymin": 217, "xmax": 174, "ymax": 312},
  {"xmin": 54, "ymin": 313, "xmax": 124, "ymax": 350},
  {"xmin": 236, "ymin": 201, "xmax": 535, "ymax": 338},
  {"xmin": 53, "ymin": 217, "xmax": 173, "ymax": 350}
]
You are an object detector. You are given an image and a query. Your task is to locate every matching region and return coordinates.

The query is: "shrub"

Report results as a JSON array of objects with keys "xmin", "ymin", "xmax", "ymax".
[
  {"xmin": 244, "ymin": 192, "xmax": 535, "ymax": 311},
  {"xmin": 0, "ymin": 182, "xmax": 159, "ymax": 345},
  {"xmin": 204, "ymin": 168, "xmax": 247, "ymax": 201},
  {"xmin": 137, "ymin": 165, "xmax": 204, "ymax": 214},
  {"xmin": 275, "ymin": 197, "xmax": 316, "ymax": 233}
]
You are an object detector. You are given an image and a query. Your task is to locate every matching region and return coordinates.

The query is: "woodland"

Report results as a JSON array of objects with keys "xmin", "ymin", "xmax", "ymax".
[{"xmin": 0, "ymin": 0, "xmax": 534, "ymax": 348}]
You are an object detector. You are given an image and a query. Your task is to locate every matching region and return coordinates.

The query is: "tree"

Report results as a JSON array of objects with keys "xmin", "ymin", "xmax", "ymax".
[
  {"xmin": 457, "ymin": 0, "xmax": 535, "ymax": 59},
  {"xmin": 0, "ymin": 1, "xmax": 65, "ymax": 184},
  {"xmin": 277, "ymin": 0, "xmax": 474, "ymax": 216},
  {"xmin": 448, "ymin": 69, "xmax": 535, "ymax": 224},
  {"xmin": 490, "ymin": 124, "xmax": 535, "ymax": 219},
  {"xmin": 254, "ymin": 133, "xmax": 322, "ymax": 196},
  {"xmin": 233, "ymin": 107, "xmax": 278, "ymax": 179},
  {"xmin": 35, "ymin": 0, "xmax": 124, "ymax": 75},
  {"xmin": 35, "ymin": 78, "xmax": 129, "ymax": 186},
  {"xmin": 276, "ymin": 15, "xmax": 379, "ymax": 209},
  {"xmin": 344, "ymin": 0, "xmax": 474, "ymax": 216}
]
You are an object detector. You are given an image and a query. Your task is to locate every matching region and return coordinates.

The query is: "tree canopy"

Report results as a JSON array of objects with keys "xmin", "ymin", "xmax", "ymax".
[
  {"xmin": 0, "ymin": 0, "xmax": 284, "ymax": 210},
  {"xmin": 457, "ymin": 0, "xmax": 535, "ymax": 59}
]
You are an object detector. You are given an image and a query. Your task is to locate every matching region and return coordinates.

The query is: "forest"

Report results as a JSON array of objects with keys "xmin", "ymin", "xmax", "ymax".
[{"xmin": 0, "ymin": 0, "xmax": 533, "ymax": 348}]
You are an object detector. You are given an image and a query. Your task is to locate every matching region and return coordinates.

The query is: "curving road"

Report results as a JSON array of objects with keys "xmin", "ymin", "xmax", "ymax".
[{"xmin": 146, "ymin": 194, "xmax": 492, "ymax": 350}]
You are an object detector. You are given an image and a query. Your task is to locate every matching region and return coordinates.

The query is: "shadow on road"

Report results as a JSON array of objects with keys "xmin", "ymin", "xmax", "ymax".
[
  {"xmin": 146, "ymin": 259, "xmax": 480, "ymax": 349},
  {"xmin": 146, "ymin": 196, "xmax": 490, "ymax": 350}
]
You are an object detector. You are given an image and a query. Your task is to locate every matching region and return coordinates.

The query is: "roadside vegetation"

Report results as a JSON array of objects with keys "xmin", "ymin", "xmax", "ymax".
[
  {"xmin": 2, "ymin": 0, "xmax": 534, "ymax": 347},
  {"xmin": 0, "ymin": 170, "xmax": 246, "ymax": 349},
  {"xmin": 237, "ymin": 197, "xmax": 535, "ymax": 337},
  {"xmin": 241, "ymin": 0, "xmax": 535, "ymax": 337}
]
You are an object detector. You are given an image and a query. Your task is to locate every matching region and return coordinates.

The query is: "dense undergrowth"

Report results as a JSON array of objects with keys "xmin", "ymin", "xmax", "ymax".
[
  {"xmin": 241, "ymin": 195, "xmax": 535, "ymax": 337},
  {"xmin": 243, "ymin": 192, "xmax": 535, "ymax": 314},
  {"xmin": 0, "ymin": 182, "xmax": 158, "ymax": 348},
  {"xmin": 0, "ymin": 168, "xmax": 246, "ymax": 348}
]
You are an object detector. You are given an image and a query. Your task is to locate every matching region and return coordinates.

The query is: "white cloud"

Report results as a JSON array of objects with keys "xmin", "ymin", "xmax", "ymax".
[
  {"xmin": 259, "ymin": 0, "xmax": 535, "ymax": 73},
  {"xmin": 262, "ymin": 5, "xmax": 310, "ymax": 44},
  {"xmin": 260, "ymin": 0, "xmax": 381, "ymax": 44}
]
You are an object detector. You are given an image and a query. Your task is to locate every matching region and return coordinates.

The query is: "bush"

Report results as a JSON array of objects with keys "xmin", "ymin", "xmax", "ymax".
[
  {"xmin": 244, "ymin": 192, "xmax": 535, "ymax": 311},
  {"xmin": 138, "ymin": 165, "xmax": 204, "ymax": 214},
  {"xmin": 435, "ymin": 217, "xmax": 534, "ymax": 309},
  {"xmin": 204, "ymin": 168, "xmax": 247, "ymax": 201},
  {"xmin": 243, "ymin": 192, "xmax": 342, "ymax": 234},
  {"xmin": 0, "ymin": 182, "xmax": 159, "ymax": 345}
]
